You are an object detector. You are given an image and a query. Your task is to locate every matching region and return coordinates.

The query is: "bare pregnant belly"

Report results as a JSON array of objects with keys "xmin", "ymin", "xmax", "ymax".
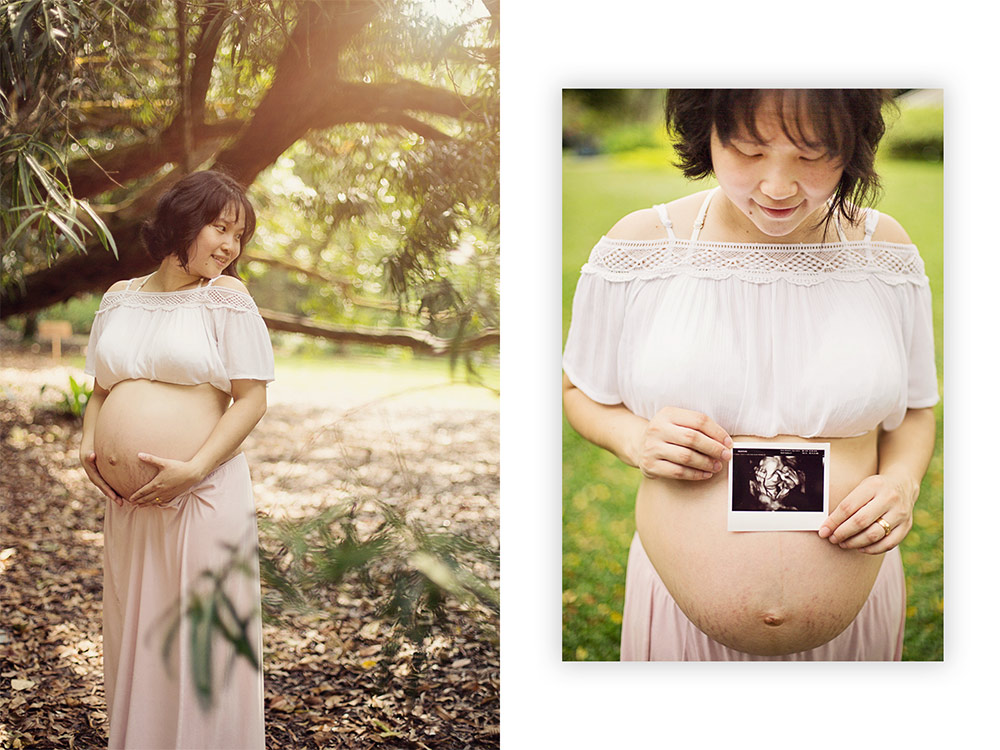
[
  {"xmin": 94, "ymin": 380, "xmax": 229, "ymax": 499},
  {"xmin": 635, "ymin": 431, "xmax": 885, "ymax": 656}
]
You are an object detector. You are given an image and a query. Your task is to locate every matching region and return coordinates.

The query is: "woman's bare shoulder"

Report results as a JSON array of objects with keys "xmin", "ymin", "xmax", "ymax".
[
  {"xmin": 840, "ymin": 206, "xmax": 913, "ymax": 243},
  {"xmin": 210, "ymin": 275, "xmax": 251, "ymax": 294},
  {"xmin": 870, "ymin": 211, "xmax": 913, "ymax": 244},
  {"xmin": 106, "ymin": 280, "xmax": 131, "ymax": 293},
  {"xmin": 831, "ymin": 201, "xmax": 911, "ymax": 245},
  {"xmin": 604, "ymin": 190, "xmax": 709, "ymax": 241},
  {"xmin": 604, "ymin": 208, "xmax": 665, "ymax": 240}
]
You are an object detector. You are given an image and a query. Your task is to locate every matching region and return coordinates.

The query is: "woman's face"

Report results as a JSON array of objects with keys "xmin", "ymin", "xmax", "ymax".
[
  {"xmin": 710, "ymin": 102, "xmax": 844, "ymax": 240},
  {"xmin": 184, "ymin": 204, "xmax": 245, "ymax": 278}
]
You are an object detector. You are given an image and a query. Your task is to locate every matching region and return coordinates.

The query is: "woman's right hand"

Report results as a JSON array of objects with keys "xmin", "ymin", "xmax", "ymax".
[
  {"xmin": 80, "ymin": 450, "xmax": 124, "ymax": 506},
  {"xmin": 636, "ymin": 406, "xmax": 733, "ymax": 480}
]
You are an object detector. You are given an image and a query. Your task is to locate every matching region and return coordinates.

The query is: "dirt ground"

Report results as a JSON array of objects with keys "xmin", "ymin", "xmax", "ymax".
[{"xmin": 0, "ymin": 346, "xmax": 499, "ymax": 749}]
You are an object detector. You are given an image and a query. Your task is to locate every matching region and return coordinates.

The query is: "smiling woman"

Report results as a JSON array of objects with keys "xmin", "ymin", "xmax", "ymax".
[{"xmin": 80, "ymin": 169, "xmax": 274, "ymax": 747}]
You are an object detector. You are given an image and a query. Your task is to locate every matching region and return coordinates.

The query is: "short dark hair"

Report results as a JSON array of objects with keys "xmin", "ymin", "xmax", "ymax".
[
  {"xmin": 140, "ymin": 169, "xmax": 256, "ymax": 277},
  {"xmin": 664, "ymin": 89, "xmax": 895, "ymax": 226}
]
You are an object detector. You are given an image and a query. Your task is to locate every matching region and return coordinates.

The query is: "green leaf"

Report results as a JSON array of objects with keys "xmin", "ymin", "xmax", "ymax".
[
  {"xmin": 11, "ymin": 1, "xmax": 44, "ymax": 52},
  {"xmin": 45, "ymin": 211, "xmax": 87, "ymax": 253},
  {"xmin": 17, "ymin": 155, "xmax": 37, "ymax": 209},
  {"xmin": 6, "ymin": 209, "xmax": 47, "ymax": 247},
  {"xmin": 25, "ymin": 154, "xmax": 70, "ymax": 211},
  {"xmin": 77, "ymin": 201, "xmax": 119, "ymax": 258},
  {"xmin": 190, "ymin": 596, "xmax": 216, "ymax": 710},
  {"xmin": 27, "ymin": 140, "xmax": 68, "ymax": 175}
]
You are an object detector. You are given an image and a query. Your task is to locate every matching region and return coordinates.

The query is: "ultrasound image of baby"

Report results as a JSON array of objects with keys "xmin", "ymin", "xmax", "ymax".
[{"xmin": 749, "ymin": 455, "xmax": 807, "ymax": 511}]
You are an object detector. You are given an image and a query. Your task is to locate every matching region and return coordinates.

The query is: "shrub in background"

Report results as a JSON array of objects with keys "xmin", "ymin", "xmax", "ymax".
[
  {"xmin": 36, "ymin": 294, "xmax": 101, "ymax": 334},
  {"xmin": 884, "ymin": 104, "xmax": 943, "ymax": 162}
]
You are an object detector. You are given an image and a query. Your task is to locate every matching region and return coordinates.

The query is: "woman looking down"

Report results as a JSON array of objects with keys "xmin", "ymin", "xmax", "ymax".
[
  {"xmin": 562, "ymin": 90, "xmax": 938, "ymax": 660},
  {"xmin": 80, "ymin": 170, "xmax": 273, "ymax": 745}
]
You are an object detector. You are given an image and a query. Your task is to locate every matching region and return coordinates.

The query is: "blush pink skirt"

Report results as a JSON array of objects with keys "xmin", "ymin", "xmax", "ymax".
[
  {"xmin": 103, "ymin": 453, "xmax": 265, "ymax": 749},
  {"xmin": 621, "ymin": 533, "xmax": 905, "ymax": 661}
]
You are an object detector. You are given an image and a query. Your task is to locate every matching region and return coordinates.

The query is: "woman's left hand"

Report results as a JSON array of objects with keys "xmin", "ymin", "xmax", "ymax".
[
  {"xmin": 818, "ymin": 474, "xmax": 919, "ymax": 554},
  {"xmin": 128, "ymin": 453, "xmax": 204, "ymax": 506}
]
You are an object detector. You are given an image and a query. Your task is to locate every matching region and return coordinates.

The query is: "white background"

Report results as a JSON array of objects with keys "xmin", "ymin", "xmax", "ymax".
[{"xmin": 499, "ymin": 1, "xmax": 999, "ymax": 747}]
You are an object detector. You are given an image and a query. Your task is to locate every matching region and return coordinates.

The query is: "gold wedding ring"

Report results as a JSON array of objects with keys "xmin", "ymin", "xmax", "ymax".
[{"xmin": 875, "ymin": 517, "xmax": 891, "ymax": 539}]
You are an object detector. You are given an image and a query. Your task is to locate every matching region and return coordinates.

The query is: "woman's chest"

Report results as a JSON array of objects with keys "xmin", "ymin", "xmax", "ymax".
[
  {"xmin": 97, "ymin": 309, "xmax": 219, "ymax": 377},
  {"xmin": 619, "ymin": 277, "xmax": 907, "ymax": 430}
]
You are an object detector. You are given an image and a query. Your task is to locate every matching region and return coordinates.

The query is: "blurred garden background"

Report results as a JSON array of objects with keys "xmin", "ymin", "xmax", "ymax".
[
  {"xmin": 562, "ymin": 88, "xmax": 944, "ymax": 661},
  {"xmin": 1, "ymin": 1, "xmax": 499, "ymax": 746}
]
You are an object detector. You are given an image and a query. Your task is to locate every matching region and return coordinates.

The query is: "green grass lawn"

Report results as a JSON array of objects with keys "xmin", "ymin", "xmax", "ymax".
[
  {"xmin": 562, "ymin": 151, "xmax": 944, "ymax": 661},
  {"xmin": 271, "ymin": 351, "xmax": 499, "ymax": 410}
]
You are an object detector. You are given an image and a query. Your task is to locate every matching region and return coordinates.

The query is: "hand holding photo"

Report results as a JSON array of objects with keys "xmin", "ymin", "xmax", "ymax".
[{"xmin": 728, "ymin": 443, "xmax": 830, "ymax": 531}]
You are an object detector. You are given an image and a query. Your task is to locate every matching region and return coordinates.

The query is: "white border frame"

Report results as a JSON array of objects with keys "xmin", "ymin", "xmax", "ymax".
[{"xmin": 503, "ymin": 1, "xmax": 995, "ymax": 743}]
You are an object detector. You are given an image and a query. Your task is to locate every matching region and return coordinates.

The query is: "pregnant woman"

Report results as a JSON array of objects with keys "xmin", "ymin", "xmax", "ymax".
[
  {"xmin": 563, "ymin": 90, "xmax": 938, "ymax": 660},
  {"xmin": 79, "ymin": 170, "xmax": 273, "ymax": 746}
]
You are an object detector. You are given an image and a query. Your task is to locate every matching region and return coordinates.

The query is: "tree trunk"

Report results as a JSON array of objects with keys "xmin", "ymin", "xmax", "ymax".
[
  {"xmin": 2, "ymin": 222, "xmax": 149, "ymax": 316},
  {"xmin": 213, "ymin": 1, "xmax": 379, "ymax": 183}
]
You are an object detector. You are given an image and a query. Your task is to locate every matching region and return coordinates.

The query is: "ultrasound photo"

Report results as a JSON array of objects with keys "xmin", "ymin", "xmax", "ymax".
[{"xmin": 727, "ymin": 443, "xmax": 830, "ymax": 531}]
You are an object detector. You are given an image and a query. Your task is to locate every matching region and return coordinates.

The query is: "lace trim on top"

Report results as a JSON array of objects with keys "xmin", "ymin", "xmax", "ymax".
[
  {"xmin": 94, "ymin": 285, "xmax": 260, "ymax": 315},
  {"xmin": 582, "ymin": 236, "xmax": 927, "ymax": 286}
]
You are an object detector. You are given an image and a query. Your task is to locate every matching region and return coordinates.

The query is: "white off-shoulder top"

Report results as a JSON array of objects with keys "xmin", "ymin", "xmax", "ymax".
[
  {"xmin": 562, "ymin": 192, "xmax": 939, "ymax": 438},
  {"xmin": 85, "ymin": 275, "xmax": 275, "ymax": 395}
]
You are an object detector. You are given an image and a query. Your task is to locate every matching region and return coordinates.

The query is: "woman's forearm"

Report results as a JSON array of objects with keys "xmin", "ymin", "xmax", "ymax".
[
  {"xmin": 563, "ymin": 373, "xmax": 647, "ymax": 468},
  {"xmin": 820, "ymin": 406, "xmax": 937, "ymax": 551},
  {"xmin": 563, "ymin": 373, "xmax": 732, "ymax": 481},
  {"xmin": 876, "ymin": 406, "xmax": 937, "ymax": 498},
  {"xmin": 186, "ymin": 379, "xmax": 268, "ymax": 477}
]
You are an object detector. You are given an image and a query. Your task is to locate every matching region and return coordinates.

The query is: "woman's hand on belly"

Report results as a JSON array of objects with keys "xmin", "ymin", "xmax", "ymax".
[
  {"xmin": 638, "ymin": 406, "xmax": 733, "ymax": 481},
  {"xmin": 818, "ymin": 473, "xmax": 917, "ymax": 554},
  {"xmin": 819, "ymin": 407, "xmax": 937, "ymax": 554},
  {"xmin": 81, "ymin": 450, "xmax": 124, "ymax": 506},
  {"xmin": 127, "ymin": 452, "xmax": 210, "ymax": 506}
]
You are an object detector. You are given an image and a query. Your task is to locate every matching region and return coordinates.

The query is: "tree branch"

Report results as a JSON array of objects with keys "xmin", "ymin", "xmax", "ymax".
[
  {"xmin": 242, "ymin": 253, "xmax": 414, "ymax": 313},
  {"xmin": 63, "ymin": 2, "xmax": 227, "ymax": 197},
  {"xmin": 188, "ymin": 1, "xmax": 228, "ymax": 126},
  {"xmin": 65, "ymin": 12, "xmax": 475, "ymax": 197},
  {"xmin": 372, "ymin": 113, "xmax": 452, "ymax": 141},
  {"xmin": 176, "ymin": 0, "xmax": 194, "ymax": 171},
  {"xmin": 213, "ymin": 0, "xmax": 382, "ymax": 182},
  {"xmin": 66, "ymin": 120, "xmax": 244, "ymax": 198},
  {"xmin": 307, "ymin": 79, "xmax": 477, "ymax": 131},
  {"xmin": 258, "ymin": 309, "xmax": 498, "ymax": 354}
]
